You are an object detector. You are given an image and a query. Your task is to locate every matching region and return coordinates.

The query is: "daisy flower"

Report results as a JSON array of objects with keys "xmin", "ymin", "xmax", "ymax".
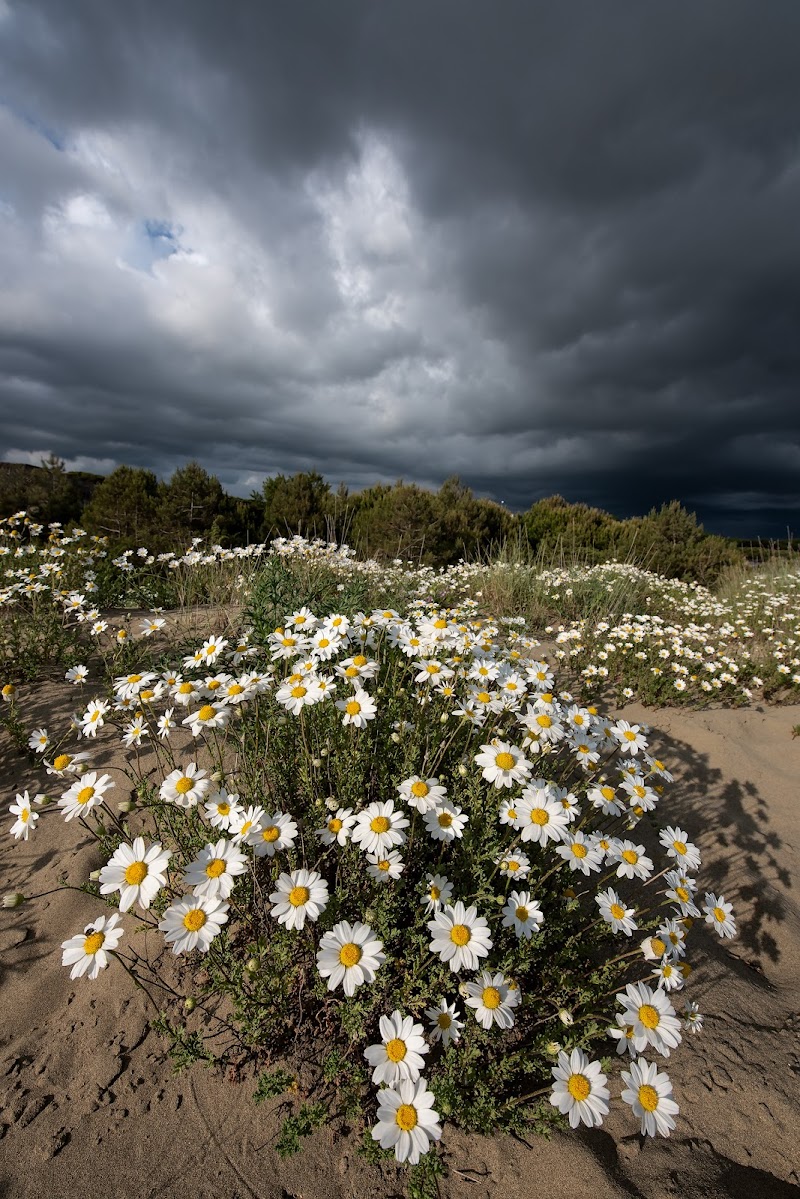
[
  {"xmin": 27, "ymin": 728, "xmax": 49, "ymax": 753},
  {"xmin": 620, "ymin": 1057, "xmax": 679, "ymax": 1136},
  {"xmin": 495, "ymin": 851, "xmax": 531, "ymax": 880},
  {"xmin": 316, "ymin": 920, "xmax": 385, "ymax": 997},
  {"xmin": 61, "ymin": 913, "xmax": 124, "ymax": 980},
  {"xmin": 9, "ymin": 792, "xmax": 41, "ymax": 840},
  {"xmin": 183, "ymin": 838, "xmax": 248, "ymax": 899},
  {"xmin": 555, "ymin": 831, "xmax": 604, "ymax": 876},
  {"xmin": 204, "ymin": 790, "xmax": 243, "ymax": 831},
  {"xmin": 550, "ymin": 1048, "xmax": 610, "ymax": 1128},
  {"xmin": 683, "ymin": 1001, "xmax": 704, "ymax": 1033},
  {"xmin": 609, "ymin": 1017, "xmax": 649, "ymax": 1057},
  {"xmin": 595, "ymin": 889, "xmax": 638, "ymax": 936},
  {"xmin": 182, "ymin": 703, "xmax": 230, "ymax": 737},
  {"xmin": 80, "ymin": 699, "xmax": 109, "ymax": 738},
  {"xmin": 498, "ymin": 798, "xmax": 525, "ymax": 829},
  {"xmin": 122, "ymin": 715, "xmax": 149, "ymax": 749},
  {"xmin": 664, "ymin": 870, "xmax": 700, "ymax": 917},
  {"xmin": 516, "ymin": 792, "xmax": 570, "ymax": 846},
  {"xmin": 612, "ymin": 840, "xmax": 654, "ymax": 881},
  {"xmin": 474, "ymin": 740, "xmax": 531, "ymax": 788},
  {"xmin": 427, "ymin": 901, "xmax": 493, "ymax": 973},
  {"xmin": 364, "ymin": 1011, "xmax": 429, "ymax": 1086},
  {"xmin": 501, "ymin": 890, "xmax": 544, "ymax": 939},
  {"xmin": 659, "ymin": 826, "xmax": 701, "ymax": 871},
  {"xmin": 367, "ymin": 850, "xmax": 404, "ymax": 881},
  {"xmin": 396, "ymin": 775, "xmax": 447, "ymax": 813},
  {"xmin": 652, "ymin": 957, "xmax": 684, "ymax": 992},
  {"xmin": 351, "ymin": 800, "xmax": 409, "ymax": 856},
  {"xmin": 464, "ymin": 970, "xmax": 519, "ymax": 1029},
  {"xmin": 423, "ymin": 800, "xmax": 468, "ymax": 843},
  {"xmin": 371, "ymin": 1078, "xmax": 442, "ymax": 1165},
  {"xmin": 612, "ymin": 720, "xmax": 648, "ymax": 755},
  {"xmin": 425, "ymin": 998, "xmax": 464, "ymax": 1046},
  {"xmin": 59, "ymin": 771, "xmax": 115, "ymax": 821},
  {"xmin": 157, "ymin": 708, "xmax": 176, "ymax": 739},
  {"xmin": 230, "ymin": 804, "xmax": 266, "ymax": 843},
  {"xmin": 275, "ymin": 678, "xmax": 318, "ymax": 715},
  {"xmin": 423, "ymin": 873, "xmax": 453, "ymax": 913},
  {"xmin": 335, "ymin": 689, "xmax": 377, "ymax": 728},
  {"xmin": 314, "ymin": 807, "xmax": 356, "ymax": 846},
  {"xmin": 45, "ymin": 750, "xmax": 91, "ymax": 776},
  {"xmin": 65, "ymin": 664, "xmax": 89, "ymax": 684},
  {"xmin": 160, "ymin": 762, "xmax": 210, "ymax": 808},
  {"xmin": 98, "ymin": 837, "xmax": 171, "ymax": 911},
  {"xmin": 158, "ymin": 894, "xmax": 230, "ymax": 954},
  {"xmin": 250, "ymin": 812, "xmax": 298, "ymax": 857},
  {"xmin": 269, "ymin": 868, "xmax": 329, "ymax": 930},
  {"xmin": 702, "ymin": 893, "xmax": 737, "ymax": 939},
  {"xmin": 617, "ymin": 982, "xmax": 682, "ymax": 1057}
]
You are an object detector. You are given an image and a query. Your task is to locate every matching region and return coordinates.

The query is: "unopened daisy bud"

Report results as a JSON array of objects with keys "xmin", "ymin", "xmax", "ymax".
[
  {"xmin": 545, "ymin": 1041, "xmax": 561, "ymax": 1057},
  {"xmin": 2, "ymin": 892, "xmax": 25, "ymax": 908},
  {"xmin": 390, "ymin": 732, "xmax": 401, "ymax": 744},
  {"xmin": 494, "ymin": 893, "xmax": 505, "ymax": 905},
  {"xmin": 558, "ymin": 1009, "xmax": 574, "ymax": 1026},
  {"xmin": 311, "ymin": 758, "xmax": 322, "ymax": 768},
  {"xmin": 118, "ymin": 800, "xmax": 135, "ymax": 813},
  {"xmin": 439, "ymin": 713, "xmax": 448, "ymax": 724},
  {"xmin": 184, "ymin": 997, "xmax": 197, "ymax": 1013},
  {"xmin": 325, "ymin": 796, "xmax": 338, "ymax": 811},
  {"xmin": 458, "ymin": 981, "xmax": 469, "ymax": 998},
  {"xmin": 76, "ymin": 762, "xmax": 89, "ymax": 775},
  {"xmin": 276, "ymin": 715, "xmax": 288, "ymax": 726},
  {"xmin": 457, "ymin": 763, "xmax": 468, "ymax": 777},
  {"xmin": 245, "ymin": 958, "xmax": 260, "ymax": 976},
  {"xmin": 89, "ymin": 869, "xmax": 102, "ymax": 881},
  {"xmin": 320, "ymin": 747, "xmax": 329, "ymax": 757},
  {"xmin": 563, "ymin": 887, "xmax": 576, "ymax": 899},
  {"xmin": 211, "ymin": 770, "xmax": 223, "ymax": 783}
]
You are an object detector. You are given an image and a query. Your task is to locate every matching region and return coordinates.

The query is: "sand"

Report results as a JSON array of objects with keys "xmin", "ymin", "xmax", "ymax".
[{"xmin": 2, "ymin": 687, "xmax": 799, "ymax": 1199}]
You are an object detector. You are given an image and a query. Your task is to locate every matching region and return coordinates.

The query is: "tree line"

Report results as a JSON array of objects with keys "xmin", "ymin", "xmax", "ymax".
[{"xmin": 0, "ymin": 456, "xmax": 754, "ymax": 583}]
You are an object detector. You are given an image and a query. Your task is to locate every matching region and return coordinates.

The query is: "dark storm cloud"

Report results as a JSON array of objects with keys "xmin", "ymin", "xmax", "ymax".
[{"xmin": 1, "ymin": 0, "xmax": 799, "ymax": 535}]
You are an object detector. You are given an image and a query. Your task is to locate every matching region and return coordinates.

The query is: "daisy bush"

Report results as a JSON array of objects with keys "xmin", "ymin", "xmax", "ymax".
[{"xmin": 3, "ymin": 586, "xmax": 739, "ymax": 1188}]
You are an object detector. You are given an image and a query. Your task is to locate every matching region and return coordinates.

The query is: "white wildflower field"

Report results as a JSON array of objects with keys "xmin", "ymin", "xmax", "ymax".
[{"xmin": 2, "ymin": 513, "xmax": 798, "ymax": 1194}]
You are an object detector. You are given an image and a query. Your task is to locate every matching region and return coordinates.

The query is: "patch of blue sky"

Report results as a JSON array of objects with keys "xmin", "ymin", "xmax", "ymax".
[
  {"xmin": 121, "ymin": 218, "xmax": 182, "ymax": 274},
  {"xmin": 2, "ymin": 100, "xmax": 66, "ymax": 150}
]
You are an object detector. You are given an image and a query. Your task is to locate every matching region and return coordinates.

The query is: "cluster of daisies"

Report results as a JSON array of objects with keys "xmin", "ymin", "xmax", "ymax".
[{"xmin": 5, "ymin": 591, "xmax": 740, "ymax": 1165}]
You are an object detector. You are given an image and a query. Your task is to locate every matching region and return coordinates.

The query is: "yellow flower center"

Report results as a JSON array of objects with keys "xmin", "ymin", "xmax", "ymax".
[
  {"xmin": 175, "ymin": 777, "xmax": 194, "ymax": 795},
  {"xmin": 639, "ymin": 1004, "xmax": 660, "ymax": 1030},
  {"xmin": 650, "ymin": 937, "xmax": 666, "ymax": 956},
  {"xmin": 127, "ymin": 674, "xmax": 142, "ymax": 684},
  {"xmin": 515, "ymin": 905, "xmax": 529, "ymax": 922},
  {"xmin": 385, "ymin": 1038, "xmax": 407, "ymax": 1062},
  {"xmin": 352, "ymin": 654, "xmax": 367, "ymax": 667},
  {"xmin": 610, "ymin": 903, "xmax": 625, "ymax": 920},
  {"xmin": 713, "ymin": 906, "xmax": 726, "ymax": 923},
  {"xmin": 438, "ymin": 812, "xmax": 453, "ymax": 828},
  {"xmin": 240, "ymin": 821, "xmax": 252, "ymax": 836},
  {"xmin": 531, "ymin": 808, "xmax": 549, "ymax": 826},
  {"xmin": 338, "ymin": 942, "xmax": 362, "ymax": 968},
  {"xmin": 567, "ymin": 1074, "xmax": 590, "ymax": 1101},
  {"xmin": 506, "ymin": 808, "xmax": 517, "ymax": 820},
  {"xmin": 328, "ymin": 818, "xmax": 343, "ymax": 834},
  {"xmin": 197, "ymin": 705, "xmax": 216, "ymax": 721},
  {"xmin": 482, "ymin": 986, "xmax": 501, "ymax": 1010},
  {"xmin": 621, "ymin": 849, "xmax": 638, "ymax": 864},
  {"xmin": 601, "ymin": 786, "xmax": 615, "ymax": 801},
  {"xmin": 53, "ymin": 754, "xmax": 72, "ymax": 770},
  {"xmin": 476, "ymin": 691, "xmax": 491, "ymax": 703},
  {"xmin": 572, "ymin": 843, "xmax": 587, "ymax": 858},
  {"xmin": 345, "ymin": 666, "xmax": 359, "ymax": 678},
  {"xmin": 370, "ymin": 816, "xmax": 390, "ymax": 833},
  {"xmin": 634, "ymin": 785, "xmax": 646, "ymax": 798},
  {"xmin": 507, "ymin": 860, "xmax": 520, "ymax": 872},
  {"xmin": 140, "ymin": 689, "xmax": 155, "ymax": 701},
  {"xmin": 288, "ymin": 886, "xmax": 310, "ymax": 907},
  {"xmin": 411, "ymin": 781, "xmax": 429, "ymax": 798},
  {"xmin": 434, "ymin": 619, "xmax": 447, "ymax": 630},
  {"xmin": 178, "ymin": 682, "xmax": 194, "ymax": 694},
  {"xmin": 291, "ymin": 685, "xmax": 307, "ymax": 699},
  {"xmin": 675, "ymin": 886, "xmax": 690, "ymax": 902},
  {"xmin": 430, "ymin": 885, "xmax": 441, "ymax": 901},
  {"xmin": 228, "ymin": 683, "xmax": 244, "ymax": 696},
  {"xmin": 217, "ymin": 802, "xmax": 230, "ymax": 816},
  {"xmin": 437, "ymin": 1012, "xmax": 452, "ymax": 1029},
  {"xmin": 536, "ymin": 714, "xmax": 552, "ymax": 728},
  {"xmin": 395, "ymin": 1104, "xmax": 417, "ymax": 1132},
  {"xmin": 183, "ymin": 909, "xmax": 207, "ymax": 932},
  {"xmin": 125, "ymin": 861, "xmax": 148, "ymax": 885},
  {"xmin": 83, "ymin": 931, "xmax": 105, "ymax": 954},
  {"xmin": 77, "ymin": 786, "xmax": 95, "ymax": 805},
  {"xmin": 345, "ymin": 700, "xmax": 361, "ymax": 716},
  {"xmin": 623, "ymin": 729, "xmax": 637, "ymax": 741},
  {"xmin": 450, "ymin": 924, "xmax": 470, "ymax": 946},
  {"xmin": 638, "ymin": 1084, "xmax": 659, "ymax": 1112},
  {"xmin": 262, "ymin": 826, "xmax": 280, "ymax": 842},
  {"xmin": 20, "ymin": 809, "xmax": 29, "ymax": 823},
  {"xmin": 205, "ymin": 858, "xmax": 226, "ymax": 878},
  {"xmin": 495, "ymin": 752, "xmax": 515, "ymax": 770},
  {"xmin": 673, "ymin": 840, "xmax": 687, "ymax": 856}
]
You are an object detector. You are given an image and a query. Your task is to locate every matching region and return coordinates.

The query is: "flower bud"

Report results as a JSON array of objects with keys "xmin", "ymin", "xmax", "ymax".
[
  {"xmin": 558, "ymin": 1009, "xmax": 574, "ymax": 1026},
  {"xmin": 545, "ymin": 1041, "xmax": 561, "ymax": 1057},
  {"xmin": 184, "ymin": 997, "xmax": 197, "ymax": 1012},
  {"xmin": 118, "ymin": 800, "xmax": 135, "ymax": 814},
  {"xmin": 89, "ymin": 869, "xmax": 102, "ymax": 881},
  {"xmin": 390, "ymin": 732, "xmax": 401, "ymax": 744},
  {"xmin": 311, "ymin": 758, "xmax": 322, "ymax": 769},
  {"xmin": 457, "ymin": 763, "xmax": 468, "ymax": 777},
  {"xmin": 439, "ymin": 713, "xmax": 448, "ymax": 724},
  {"xmin": 211, "ymin": 770, "xmax": 223, "ymax": 783},
  {"xmin": 245, "ymin": 957, "xmax": 260, "ymax": 975},
  {"xmin": 2, "ymin": 892, "xmax": 25, "ymax": 908},
  {"xmin": 320, "ymin": 747, "xmax": 329, "ymax": 757}
]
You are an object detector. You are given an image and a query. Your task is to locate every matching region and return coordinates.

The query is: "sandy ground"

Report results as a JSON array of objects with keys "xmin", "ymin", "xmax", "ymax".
[{"xmin": 1, "ymin": 685, "xmax": 799, "ymax": 1199}]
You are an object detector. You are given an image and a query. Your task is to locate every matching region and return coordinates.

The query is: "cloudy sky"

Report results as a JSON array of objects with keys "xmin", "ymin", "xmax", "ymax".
[{"xmin": 1, "ymin": 1, "xmax": 799, "ymax": 536}]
